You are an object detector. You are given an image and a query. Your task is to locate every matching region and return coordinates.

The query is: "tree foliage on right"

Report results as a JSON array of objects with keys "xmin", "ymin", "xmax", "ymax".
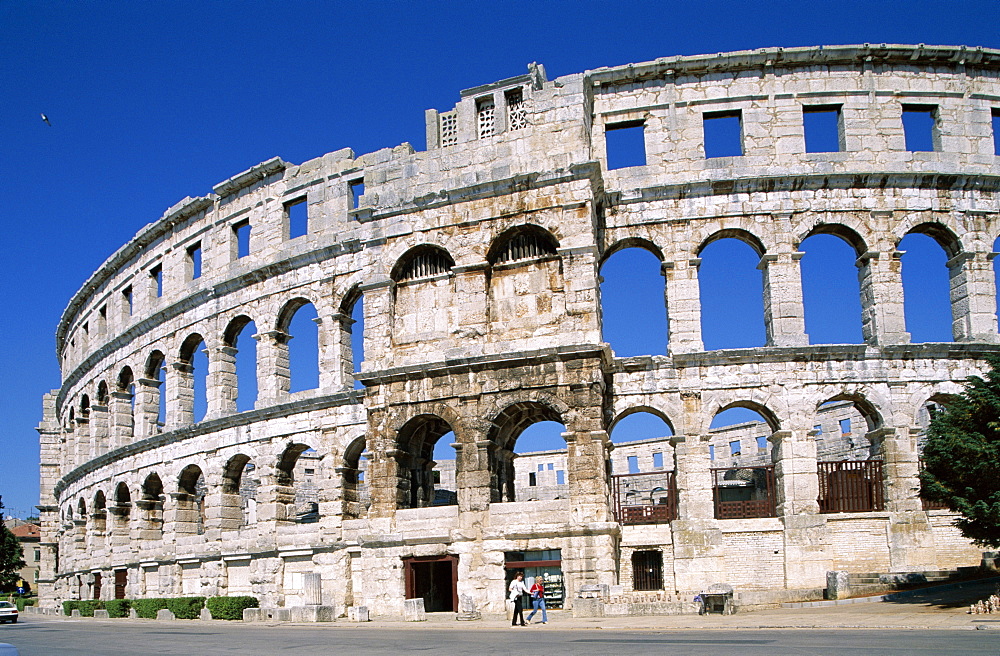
[
  {"xmin": 920, "ymin": 355, "xmax": 1000, "ymax": 549},
  {"xmin": 0, "ymin": 496, "xmax": 27, "ymax": 591}
]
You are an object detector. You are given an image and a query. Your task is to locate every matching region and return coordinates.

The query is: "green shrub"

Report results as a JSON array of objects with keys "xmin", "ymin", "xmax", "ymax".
[
  {"xmin": 62, "ymin": 600, "xmax": 79, "ymax": 616},
  {"xmin": 77, "ymin": 600, "xmax": 103, "ymax": 617},
  {"xmin": 105, "ymin": 599, "xmax": 130, "ymax": 618},
  {"xmin": 165, "ymin": 596, "xmax": 205, "ymax": 620},
  {"xmin": 205, "ymin": 596, "xmax": 259, "ymax": 620},
  {"xmin": 131, "ymin": 598, "xmax": 168, "ymax": 619},
  {"xmin": 15, "ymin": 598, "xmax": 35, "ymax": 612}
]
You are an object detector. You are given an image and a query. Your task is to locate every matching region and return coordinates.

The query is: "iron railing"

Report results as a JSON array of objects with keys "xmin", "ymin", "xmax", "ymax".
[
  {"xmin": 611, "ymin": 470, "xmax": 677, "ymax": 525},
  {"xmin": 711, "ymin": 465, "xmax": 776, "ymax": 519}
]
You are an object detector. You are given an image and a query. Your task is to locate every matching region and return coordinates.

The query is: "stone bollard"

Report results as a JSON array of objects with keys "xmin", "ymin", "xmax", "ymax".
[
  {"xmin": 456, "ymin": 594, "xmax": 481, "ymax": 621},
  {"xmin": 826, "ymin": 571, "xmax": 851, "ymax": 600},
  {"xmin": 303, "ymin": 572, "xmax": 323, "ymax": 606},
  {"xmin": 129, "ymin": 608, "xmax": 138, "ymax": 619},
  {"xmin": 403, "ymin": 598, "xmax": 426, "ymax": 622},
  {"xmin": 348, "ymin": 606, "xmax": 370, "ymax": 622},
  {"xmin": 93, "ymin": 609, "xmax": 109, "ymax": 619},
  {"xmin": 71, "ymin": 609, "xmax": 81, "ymax": 618},
  {"xmin": 200, "ymin": 607, "xmax": 213, "ymax": 621},
  {"xmin": 156, "ymin": 608, "xmax": 176, "ymax": 621}
]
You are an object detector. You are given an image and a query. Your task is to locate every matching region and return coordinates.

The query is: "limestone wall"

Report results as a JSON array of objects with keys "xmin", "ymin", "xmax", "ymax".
[{"xmin": 38, "ymin": 44, "xmax": 1000, "ymax": 616}]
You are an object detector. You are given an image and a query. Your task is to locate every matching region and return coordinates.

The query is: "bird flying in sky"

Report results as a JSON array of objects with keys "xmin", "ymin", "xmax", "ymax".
[{"xmin": 40, "ymin": 113, "xmax": 51, "ymax": 126}]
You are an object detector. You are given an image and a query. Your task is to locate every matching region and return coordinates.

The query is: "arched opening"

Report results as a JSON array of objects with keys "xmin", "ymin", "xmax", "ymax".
[
  {"xmin": 609, "ymin": 410, "xmax": 676, "ymax": 524},
  {"xmin": 488, "ymin": 402, "xmax": 566, "ymax": 503},
  {"xmin": 814, "ymin": 396, "xmax": 884, "ymax": 513},
  {"xmin": 395, "ymin": 416, "xmax": 456, "ymax": 509},
  {"xmin": 144, "ymin": 351, "xmax": 166, "ymax": 433},
  {"xmin": 600, "ymin": 245, "xmax": 667, "ymax": 356},
  {"xmin": 179, "ymin": 334, "xmax": 209, "ymax": 424},
  {"xmin": 77, "ymin": 395, "xmax": 91, "ymax": 464},
  {"xmin": 697, "ymin": 234, "xmax": 766, "ymax": 350},
  {"xmin": 177, "ymin": 465, "xmax": 206, "ymax": 536},
  {"xmin": 487, "ymin": 225, "xmax": 559, "ymax": 265},
  {"xmin": 75, "ymin": 498, "xmax": 87, "ymax": 551},
  {"xmin": 800, "ymin": 230, "xmax": 864, "ymax": 344},
  {"xmin": 115, "ymin": 367, "xmax": 135, "ymax": 446},
  {"xmin": 342, "ymin": 436, "xmax": 370, "ymax": 519},
  {"xmin": 391, "ymin": 246, "xmax": 456, "ymax": 346},
  {"xmin": 221, "ymin": 454, "xmax": 258, "ymax": 529},
  {"xmin": 900, "ymin": 227, "xmax": 957, "ymax": 343},
  {"xmin": 487, "ymin": 226, "xmax": 563, "ymax": 340},
  {"xmin": 95, "ymin": 381, "xmax": 110, "ymax": 455},
  {"xmin": 224, "ymin": 317, "xmax": 258, "ymax": 412},
  {"xmin": 139, "ymin": 473, "xmax": 164, "ymax": 540},
  {"xmin": 110, "ymin": 482, "xmax": 131, "ymax": 546},
  {"xmin": 276, "ymin": 443, "xmax": 322, "ymax": 523},
  {"xmin": 280, "ymin": 301, "xmax": 319, "ymax": 393},
  {"xmin": 709, "ymin": 405, "xmax": 778, "ymax": 519},
  {"xmin": 91, "ymin": 491, "xmax": 107, "ymax": 545}
]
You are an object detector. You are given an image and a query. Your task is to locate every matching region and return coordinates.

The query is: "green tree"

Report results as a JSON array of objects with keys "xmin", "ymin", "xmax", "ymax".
[
  {"xmin": 920, "ymin": 355, "xmax": 1000, "ymax": 548},
  {"xmin": 0, "ymin": 497, "xmax": 26, "ymax": 591}
]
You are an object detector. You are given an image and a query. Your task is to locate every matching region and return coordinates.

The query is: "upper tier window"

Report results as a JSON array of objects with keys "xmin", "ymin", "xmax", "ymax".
[
  {"xmin": 394, "ymin": 247, "xmax": 455, "ymax": 282},
  {"xmin": 492, "ymin": 229, "xmax": 557, "ymax": 265}
]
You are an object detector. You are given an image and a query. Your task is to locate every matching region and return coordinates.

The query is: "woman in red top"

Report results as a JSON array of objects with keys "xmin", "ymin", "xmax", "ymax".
[{"xmin": 526, "ymin": 577, "xmax": 548, "ymax": 624}]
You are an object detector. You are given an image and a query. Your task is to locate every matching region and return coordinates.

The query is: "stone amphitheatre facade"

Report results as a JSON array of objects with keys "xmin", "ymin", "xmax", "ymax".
[{"xmin": 37, "ymin": 44, "xmax": 1000, "ymax": 616}]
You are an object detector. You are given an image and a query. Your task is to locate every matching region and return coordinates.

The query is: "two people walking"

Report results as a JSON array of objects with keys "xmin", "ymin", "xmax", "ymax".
[{"xmin": 508, "ymin": 572, "xmax": 548, "ymax": 626}]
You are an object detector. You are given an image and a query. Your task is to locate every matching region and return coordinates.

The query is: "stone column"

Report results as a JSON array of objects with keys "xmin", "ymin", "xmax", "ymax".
[
  {"xmin": 664, "ymin": 259, "xmax": 704, "ymax": 354},
  {"xmin": 333, "ymin": 312, "xmax": 357, "ymax": 390},
  {"xmin": 359, "ymin": 277, "xmax": 393, "ymax": 371},
  {"xmin": 89, "ymin": 405, "xmax": 109, "ymax": 457},
  {"xmin": 451, "ymin": 263, "xmax": 489, "ymax": 347},
  {"xmin": 254, "ymin": 331, "xmax": 290, "ymax": 407},
  {"xmin": 165, "ymin": 362, "xmax": 194, "ymax": 429},
  {"xmin": 669, "ymin": 436, "xmax": 725, "ymax": 592},
  {"xmin": 168, "ymin": 492, "xmax": 200, "ymax": 538},
  {"xmin": 134, "ymin": 378, "xmax": 162, "ymax": 438},
  {"xmin": 759, "ymin": 251, "xmax": 809, "ymax": 347},
  {"xmin": 870, "ymin": 427, "xmax": 937, "ymax": 571},
  {"xmin": 772, "ymin": 429, "xmax": 828, "ymax": 589},
  {"xmin": 565, "ymin": 430, "xmax": 612, "ymax": 523},
  {"xmin": 458, "ymin": 438, "xmax": 492, "ymax": 515},
  {"xmin": 315, "ymin": 315, "xmax": 338, "ymax": 392},
  {"xmin": 857, "ymin": 250, "xmax": 911, "ymax": 346},
  {"xmin": 74, "ymin": 416, "xmax": 90, "ymax": 468},
  {"xmin": 303, "ymin": 572, "xmax": 322, "ymax": 606},
  {"xmin": 135, "ymin": 499, "xmax": 163, "ymax": 541},
  {"xmin": 948, "ymin": 251, "xmax": 1000, "ymax": 343},
  {"xmin": 109, "ymin": 391, "xmax": 134, "ymax": 450},
  {"xmin": 208, "ymin": 345, "xmax": 238, "ymax": 419}
]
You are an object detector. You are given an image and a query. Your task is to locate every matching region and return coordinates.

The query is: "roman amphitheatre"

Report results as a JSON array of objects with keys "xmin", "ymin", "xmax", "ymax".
[{"xmin": 36, "ymin": 44, "xmax": 1000, "ymax": 617}]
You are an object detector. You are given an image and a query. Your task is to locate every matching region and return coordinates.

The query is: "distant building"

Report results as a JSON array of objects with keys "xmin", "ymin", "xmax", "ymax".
[{"xmin": 9, "ymin": 522, "xmax": 41, "ymax": 594}]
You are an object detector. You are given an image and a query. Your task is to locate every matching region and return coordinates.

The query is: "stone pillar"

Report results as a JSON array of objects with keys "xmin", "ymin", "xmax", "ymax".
[
  {"xmin": 664, "ymin": 259, "xmax": 703, "ymax": 354},
  {"xmin": 759, "ymin": 251, "xmax": 809, "ymax": 347},
  {"xmin": 165, "ymin": 362, "xmax": 194, "ymax": 429},
  {"xmin": 168, "ymin": 492, "xmax": 200, "ymax": 537},
  {"xmin": 88, "ymin": 511, "xmax": 107, "ymax": 552},
  {"xmin": 772, "ymin": 429, "xmax": 828, "ymax": 589},
  {"xmin": 135, "ymin": 499, "xmax": 163, "ymax": 541},
  {"xmin": 333, "ymin": 312, "xmax": 357, "ymax": 390},
  {"xmin": 109, "ymin": 391, "xmax": 134, "ymax": 450},
  {"xmin": 870, "ymin": 427, "xmax": 937, "ymax": 571},
  {"xmin": 73, "ymin": 519, "xmax": 87, "ymax": 552},
  {"xmin": 451, "ymin": 263, "xmax": 489, "ymax": 347},
  {"xmin": 948, "ymin": 251, "xmax": 1000, "ymax": 343},
  {"xmin": 458, "ymin": 439, "xmax": 492, "ymax": 515},
  {"xmin": 315, "ymin": 315, "xmax": 339, "ymax": 392},
  {"xmin": 74, "ymin": 416, "xmax": 90, "ymax": 468},
  {"xmin": 134, "ymin": 378, "xmax": 162, "ymax": 438},
  {"xmin": 359, "ymin": 278, "xmax": 393, "ymax": 371},
  {"xmin": 254, "ymin": 331, "xmax": 290, "ymax": 407},
  {"xmin": 208, "ymin": 345, "xmax": 238, "ymax": 419},
  {"xmin": 669, "ymin": 436, "xmax": 725, "ymax": 592},
  {"xmin": 89, "ymin": 405, "xmax": 109, "ymax": 457},
  {"xmin": 857, "ymin": 250, "xmax": 911, "ymax": 346},
  {"xmin": 108, "ymin": 505, "xmax": 131, "ymax": 548},
  {"xmin": 303, "ymin": 572, "xmax": 322, "ymax": 606},
  {"xmin": 566, "ymin": 430, "xmax": 612, "ymax": 523}
]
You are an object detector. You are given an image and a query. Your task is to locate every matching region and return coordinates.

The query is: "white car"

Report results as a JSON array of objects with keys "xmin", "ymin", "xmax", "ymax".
[{"xmin": 0, "ymin": 602, "xmax": 17, "ymax": 624}]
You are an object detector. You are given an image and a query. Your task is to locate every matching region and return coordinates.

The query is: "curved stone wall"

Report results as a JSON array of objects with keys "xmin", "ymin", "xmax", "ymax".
[{"xmin": 38, "ymin": 44, "xmax": 1000, "ymax": 615}]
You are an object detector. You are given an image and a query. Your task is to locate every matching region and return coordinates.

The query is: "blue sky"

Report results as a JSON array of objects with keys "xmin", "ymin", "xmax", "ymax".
[{"xmin": 2, "ymin": 0, "xmax": 999, "ymax": 519}]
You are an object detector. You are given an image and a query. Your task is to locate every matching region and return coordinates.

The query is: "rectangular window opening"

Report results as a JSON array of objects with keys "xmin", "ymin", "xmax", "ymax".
[
  {"xmin": 537, "ymin": 464, "xmax": 544, "ymax": 472},
  {"xmin": 709, "ymin": 444, "xmax": 715, "ymax": 460},
  {"xmin": 187, "ymin": 242, "xmax": 202, "ymax": 280},
  {"xmin": 98, "ymin": 305, "xmax": 107, "ymax": 334},
  {"xmin": 547, "ymin": 463, "xmax": 554, "ymax": 471},
  {"xmin": 123, "ymin": 286, "xmax": 133, "ymax": 316},
  {"xmin": 506, "ymin": 87, "xmax": 527, "ymax": 131},
  {"xmin": 627, "ymin": 455, "xmax": 639, "ymax": 475},
  {"xmin": 632, "ymin": 550, "xmax": 664, "ymax": 591},
  {"xmin": 902, "ymin": 104, "xmax": 939, "ymax": 152},
  {"xmin": 652, "ymin": 452, "xmax": 664, "ymax": 469},
  {"xmin": 556, "ymin": 470, "xmax": 565, "ymax": 485},
  {"xmin": 150, "ymin": 265, "xmax": 163, "ymax": 298},
  {"xmin": 234, "ymin": 220, "xmax": 251, "ymax": 259},
  {"xmin": 803, "ymin": 104, "xmax": 843, "ymax": 153},
  {"xmin": 813, "ymin": 424, "xmax": 823, "ymax": 435},
  {"xmin": 349, "ymin": 179, "xmax": 365, "ymax": 211},
  {"xmin": 286, "ymin": 197, "xmax": 308, "ymax": 239},
  {"xmin": 477, "ymin": 95, "xmax": 496, "ymax": 139},
  {"xmin": 528, "ymin": 472, "xmax": 537, "ymax": 487},
  {"xmin": 756, "ymin": 436, "xmax": 768, "ymax": 451},
  {"xmin": 729, "ymin": 440, "xmax": 741, "ymax": 457},
  {"xmin": 992, "ymin": 108, "xmax": 1000, "ymax": 156},
  {"xmin": 703, "ymin": 110, "xmax": 743, "ymax": 158},
  {"xmin": 839, "ymin": 418, "xmax": 851, "ymax": 435},
  {"xmin": 605, "ymin": 120, "xmax": 646, "ymax": 170}
]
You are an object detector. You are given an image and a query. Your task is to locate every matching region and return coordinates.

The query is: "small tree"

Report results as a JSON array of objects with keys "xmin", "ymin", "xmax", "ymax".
[
  {"xmin": 920, "ymin": 355, "xmax": 1000, "ymax": 548},
  {"xmin": 0, "ymin": 497, "xmax": 26, "ymax": 591}
]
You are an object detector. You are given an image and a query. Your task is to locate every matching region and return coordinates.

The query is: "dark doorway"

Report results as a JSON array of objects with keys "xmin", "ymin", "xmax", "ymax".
[
  {"xmin": 114, "ymin": 569, "xmax": 127, "ymax": 599},
  {"xmin": 403, "ymin": 555, "xmax": 457, "ymax": 612},
  {"xmin": 93, "ymin": 572, "xmax": 102, "ymax": 600}
]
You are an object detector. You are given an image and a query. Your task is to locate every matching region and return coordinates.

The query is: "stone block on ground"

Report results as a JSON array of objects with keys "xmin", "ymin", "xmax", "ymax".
[
  {"xmin": 93, "ymin": 609, "xmax": 109, "ymax": 618},
  {"xmin": 156, "ymin": 609, "xmax": 175, "ymax": 621},
  {"xmin": 404, "ymin": 598, "xmax": 426, "ymax": 621},
  {"xmin": 200, "ymin": 607, "xmax": 213, "ymax": 620},
  {"xmin": 456, "ymin": 594, "xmax": 481, "ymax": 621},
  {"xmin": 348, "ymin": 606, "xmax": 370, "ymax": 622}
]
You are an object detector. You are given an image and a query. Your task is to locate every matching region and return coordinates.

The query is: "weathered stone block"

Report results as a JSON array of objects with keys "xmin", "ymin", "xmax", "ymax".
[{"xmin": 403, "ymin": 598, "xmax": 426, "ymax": 622}]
